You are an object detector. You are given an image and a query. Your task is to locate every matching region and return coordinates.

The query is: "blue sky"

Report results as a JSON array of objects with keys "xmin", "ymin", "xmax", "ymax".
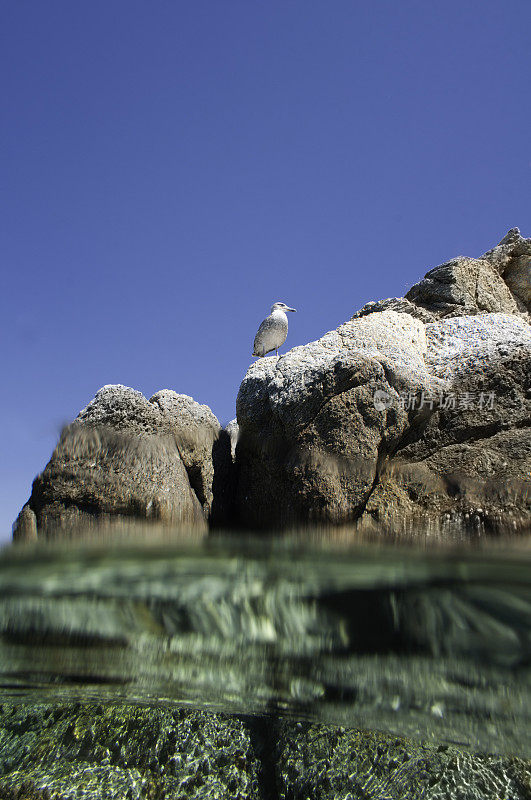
[{"xmin": 1, "ymin": 0, "xmax": 530, "ymax": 538}]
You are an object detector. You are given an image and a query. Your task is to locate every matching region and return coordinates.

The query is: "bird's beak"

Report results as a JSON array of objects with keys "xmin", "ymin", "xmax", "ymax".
[{"xmin": 288, "ymin": 307, "xmax": 296, "ymax": 312}]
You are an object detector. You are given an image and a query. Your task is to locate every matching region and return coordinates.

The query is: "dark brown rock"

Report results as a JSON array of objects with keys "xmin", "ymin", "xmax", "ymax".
[
  {"xmin": 236, "ymin": 297, "xmax": 531, "ymax": 531},
  {"xmin": 13, "ymin": 385, "xmax": 226, "ymax": 539},
  {"xmin": 235, "ymin": 311, "xmax": 438, "ymax": 528}
]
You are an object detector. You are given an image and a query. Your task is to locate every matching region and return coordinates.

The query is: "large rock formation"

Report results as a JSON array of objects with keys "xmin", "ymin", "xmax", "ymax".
[
  {"xmin": 13, "ymin": 228, "xmax": 530, "ymax": 538},
  {"xmin": 235, "ymin": 229, "xmax": 531, "ymax": 531},
  {"xmin": 483, "ymin": 227, "xmax": 530, "ymax": 313},
  {"xmin": 13, "ymin": 385, "xmax": 227, "ymax": 540}
]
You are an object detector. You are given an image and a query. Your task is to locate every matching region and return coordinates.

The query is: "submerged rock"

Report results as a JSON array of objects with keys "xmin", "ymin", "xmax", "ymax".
[
  {"xmin": 0, "ymin": 703, "xmax": 263, "ymax": 800},
  {"xmin": 272, "ymin": 719, "xmax": 531, "ymax": 800},
  {"xmin": 13, "ymin": 385, "xmax": 226, "ymax": 540},
  {"xmin": 0, "ymin": 703, "xmax": 529, "ymax": 800}
]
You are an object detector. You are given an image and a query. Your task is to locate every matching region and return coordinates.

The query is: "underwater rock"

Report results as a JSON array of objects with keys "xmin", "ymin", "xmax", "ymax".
[
  {"xmin": 271, "ymin": 718, "xmax": 531, "ymax": 800},
  {"xmin": 0, "ymin": 703, "xmax": 529, "ymax": 800},
  {"xmin": 0, "ymin": 703, "xmax": 263, "ymax": 800}
]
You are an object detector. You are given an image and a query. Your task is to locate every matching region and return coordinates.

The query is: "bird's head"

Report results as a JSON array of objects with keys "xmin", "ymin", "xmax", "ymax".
[{"xmin": 271, "ymin": 302, "xmax": 297, "ymax": 313}]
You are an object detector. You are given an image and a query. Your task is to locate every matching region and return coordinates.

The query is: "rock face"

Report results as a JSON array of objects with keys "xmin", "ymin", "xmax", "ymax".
[
  {"xmin": 366, "ymin": 314, "xmax": 531, "ymax": 531},
  {"xmin": 235, "ymin": 230, "xmax": 531, "ymax": 530},
  {"xmin": 354, "ymin": 227, "xmax": 530, "ymax": 322},
  {"xmin": 236, "ymin": 311, "xmax": 439, "ymax": 527},
  {"xmin": 483, "ymin": 227, "xmax": 531, "ymax": 313},
  {"xmin": 149, "ymin": 389, "xmax": 221, "ymax": 514},
  {"xmin": 13, "ymin": 385, "xmax": 226, "ymax": 540}
]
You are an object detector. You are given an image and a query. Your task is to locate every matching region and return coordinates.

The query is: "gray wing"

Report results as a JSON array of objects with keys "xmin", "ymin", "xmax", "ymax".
[
  {"xmin": 253, "ymin": 315, "xmax": 276, "ymax": 356},
  {"xmin": 253, "ymin": 314, "xmax": 288, "ymax": 356}
]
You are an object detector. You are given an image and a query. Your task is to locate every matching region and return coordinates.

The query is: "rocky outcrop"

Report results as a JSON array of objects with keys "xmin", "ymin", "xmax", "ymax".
[
  {"xmin": 354, "ymin": 296, "xmax": 436, "ymax": 323},
  {"xmin": 236, "ymin": 310, "xmax": 441, "ymax": 527},
  {"xmin": 149, "ymin": 389, "xmax": 221, "ymax": 514},
  {"xmin": 405, "ymin": 255, "xmax": 521, "ymax": 320},
  {"xmin": 354, "ymin": 227, "xmax": 530, "ymax": 322},
  {"xmin": 483, "ymin": 227, "xmax": 530, "ymax": 313},
  {"xmin": 13, "ymin": 385, "xmax": 227, "ymax": 540},
  {"xmin": 13, "ymin": 229, "xmax": 530, "ymax": 539},
  {"xmin": 235, "ymin": 230, "xmax": 531, "ymax": 531}
]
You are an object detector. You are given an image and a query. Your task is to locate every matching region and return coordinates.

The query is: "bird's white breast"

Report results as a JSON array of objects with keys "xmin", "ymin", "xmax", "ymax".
[{"xmin": 267, "ymin": 310, "xmax": 288, "ymax": 345}]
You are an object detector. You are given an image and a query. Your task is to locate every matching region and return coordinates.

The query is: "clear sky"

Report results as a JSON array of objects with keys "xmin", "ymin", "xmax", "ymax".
[{"xmin": 1, "ymin": 0, "xmax": 530, "ymax": 538}]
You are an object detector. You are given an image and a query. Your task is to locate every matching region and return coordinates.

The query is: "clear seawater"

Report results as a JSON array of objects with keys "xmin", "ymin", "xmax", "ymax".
[{"xmin": 0, "ymin": 528, "xmax": 529, "ymax": 758}]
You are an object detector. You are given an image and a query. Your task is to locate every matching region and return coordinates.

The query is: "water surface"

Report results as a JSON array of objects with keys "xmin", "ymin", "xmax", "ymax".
[{"xmin": 0, "ymin": 529, "xmax": 529, "ymax": 758}]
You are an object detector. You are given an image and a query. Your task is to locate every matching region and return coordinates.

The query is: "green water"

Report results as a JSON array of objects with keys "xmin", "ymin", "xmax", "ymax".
[{"xmin": 0, "ymin": 531, "xmax": 529, "ymax": 759}]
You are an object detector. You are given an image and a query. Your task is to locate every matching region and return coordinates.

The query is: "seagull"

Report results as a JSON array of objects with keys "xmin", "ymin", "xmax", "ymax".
[{"xmin": 252, "ymin": 302, "xmax": 296, "ymax": 358}]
